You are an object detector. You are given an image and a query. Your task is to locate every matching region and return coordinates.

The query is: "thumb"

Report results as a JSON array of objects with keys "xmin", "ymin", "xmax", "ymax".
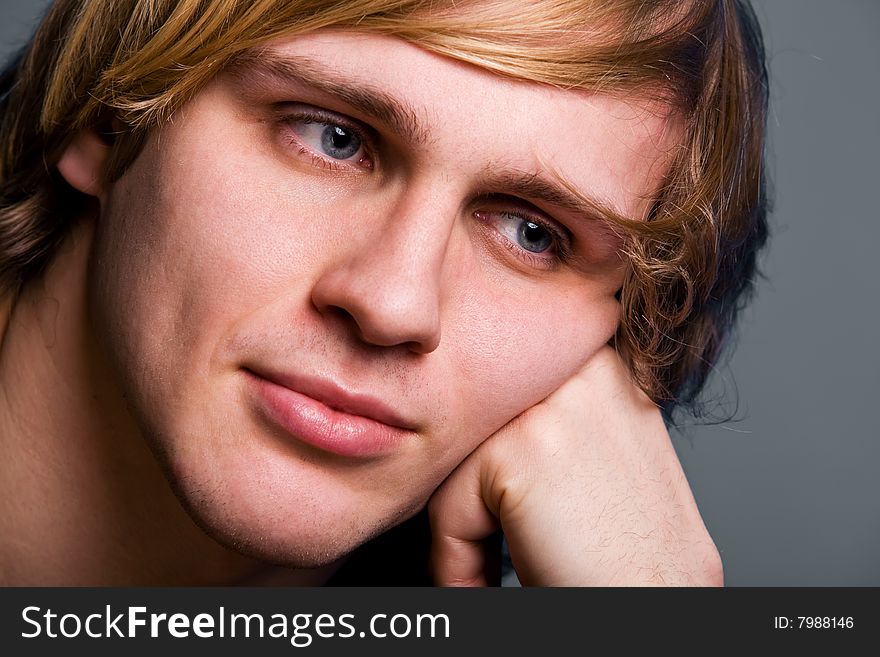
[{"xmin": 428, "ymin": 445, "xmax": 501, "ymax": 586}]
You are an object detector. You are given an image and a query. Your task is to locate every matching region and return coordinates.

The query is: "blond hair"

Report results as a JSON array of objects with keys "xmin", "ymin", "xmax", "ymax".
[{"xmin": 0, "ymin": 0, "xmax": 769, "ymax": 418}]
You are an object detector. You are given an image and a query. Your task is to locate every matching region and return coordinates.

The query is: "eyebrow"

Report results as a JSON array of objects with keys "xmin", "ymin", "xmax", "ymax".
[
  {"xmin": 479, "ymin": 170, "xmax": 627, "ymax": 225},
  {"xmin": 228, "ymin": 48, "xmax": 631, "ymax": 227},
  {"xmin": 228, "ymin": 48, "xmax": 430, "ymax": 146}
]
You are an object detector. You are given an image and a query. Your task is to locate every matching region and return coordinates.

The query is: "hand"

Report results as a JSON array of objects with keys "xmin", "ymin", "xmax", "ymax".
[{"xmin": 428, "ymin": 346, "xmax": 723, "ymax": 586}]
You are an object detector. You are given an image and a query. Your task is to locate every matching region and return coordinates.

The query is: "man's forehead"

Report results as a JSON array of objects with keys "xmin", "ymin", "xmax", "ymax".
[{"xmin": 237, "ymin": 29, "xmax": 678, "ymax": 136}]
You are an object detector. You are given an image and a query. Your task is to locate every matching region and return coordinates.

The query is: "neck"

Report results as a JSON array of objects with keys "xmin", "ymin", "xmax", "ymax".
[{"xmin": 0, "ymin": 218, "xmax": 332, "ymax": 585}]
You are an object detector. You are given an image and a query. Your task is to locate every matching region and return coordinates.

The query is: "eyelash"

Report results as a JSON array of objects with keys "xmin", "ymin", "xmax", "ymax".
[{"xmin": 275, "ymin": 104, "xmax": 574, "ymax": 271}]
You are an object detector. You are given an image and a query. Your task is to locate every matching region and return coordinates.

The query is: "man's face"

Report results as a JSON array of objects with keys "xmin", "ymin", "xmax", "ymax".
[{"xmin": 88, "ymin": 30, "xmax": 676, "ymax": 566}]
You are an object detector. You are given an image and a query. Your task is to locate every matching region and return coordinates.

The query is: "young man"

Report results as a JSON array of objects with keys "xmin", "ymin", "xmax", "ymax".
[{"xmin": 0, "ymin": 0, "xmax": 767, "ymax": 585}]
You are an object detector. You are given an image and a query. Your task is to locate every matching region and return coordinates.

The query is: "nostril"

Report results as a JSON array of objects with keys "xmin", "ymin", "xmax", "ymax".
[
  {"xmin": 318, "ymin": 303, "xmax": 360, "ymax": 333},
  {"xmin": 404, "ymin": 334, "xmax": 440, "ymax": 355},
  {"xmin": 310, "ymin": 261, "xmax": 442, "ymax": 353}
]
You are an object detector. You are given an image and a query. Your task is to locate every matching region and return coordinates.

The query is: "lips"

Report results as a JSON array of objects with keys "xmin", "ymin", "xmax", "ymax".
[{"xmin": 244, "ymin": 368, "xmax": 416, "ymax": 458}]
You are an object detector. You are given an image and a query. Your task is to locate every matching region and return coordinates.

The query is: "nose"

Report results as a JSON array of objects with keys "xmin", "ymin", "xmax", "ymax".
[{"xmin": 310, "ymin": 191, "xmax": 453, "ymax": 354}]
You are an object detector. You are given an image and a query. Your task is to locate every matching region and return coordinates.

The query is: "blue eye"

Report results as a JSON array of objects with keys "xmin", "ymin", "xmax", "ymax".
[
  {"xmin": 283, "ymin": 108, "xmax": 371, "ymax": 168},
  {"xmin": 517, "ymin": 220, "xmax": 553, "ymax": 253},
  {"xmin": 319, "ymin": 124, "xmax": 362, "ymax": 160},
  {"xmin": 496, "ymin": 212, "xmax": 555, "ymax": 255},
  {"xmin": 474, "ymin": 208, "xmax": 567, "ymax": 270}
]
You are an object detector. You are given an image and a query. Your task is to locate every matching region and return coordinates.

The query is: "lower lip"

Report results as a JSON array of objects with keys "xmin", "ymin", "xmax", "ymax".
[{"xmin": 246, "ymin": 373, "xmax": 410, "ymax": 458}]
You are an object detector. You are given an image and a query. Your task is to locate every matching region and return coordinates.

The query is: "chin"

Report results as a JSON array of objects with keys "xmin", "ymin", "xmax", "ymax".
[
  {"xmin": 159, "ymin": 448, "xmax": 424, "ymax": 571},
  {"xmin": 202, "ymin": 502, "xmax": 426, "ymax": 570},
  {"xmin": 169, "ymin": 490, "xmax": 360, "ymax": 568},
  {"xmin": 212, "ymin": 522, "xmax": 366, "ymax": 570}
]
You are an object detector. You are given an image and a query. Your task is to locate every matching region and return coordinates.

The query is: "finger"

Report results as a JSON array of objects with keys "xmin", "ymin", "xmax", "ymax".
[{"xmin": 428, "ymin": 447, "xmax": 500, "ymax": 586}]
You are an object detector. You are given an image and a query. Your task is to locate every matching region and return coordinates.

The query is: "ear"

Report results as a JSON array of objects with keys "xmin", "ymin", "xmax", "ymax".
[{"xmin": 56, "ymin": 130, "xmax": 111, "ymax": 198}]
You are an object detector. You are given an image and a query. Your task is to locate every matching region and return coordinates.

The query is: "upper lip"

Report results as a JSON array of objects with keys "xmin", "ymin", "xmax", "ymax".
[{"xmin": 245, "ymin": 366, "xmax": 417, "ymax": 430}]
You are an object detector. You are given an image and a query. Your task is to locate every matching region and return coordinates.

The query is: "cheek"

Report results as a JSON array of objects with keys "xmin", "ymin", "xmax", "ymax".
[
  {"xmin": 93, "ymin": 124, "xmax": 337, "ymax": 372},
  {"xmin": 444, "ymin": 274, "xmax": 620, "ymax": 441}
]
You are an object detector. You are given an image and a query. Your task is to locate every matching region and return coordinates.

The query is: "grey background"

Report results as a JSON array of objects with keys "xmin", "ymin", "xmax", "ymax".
[{"xmin": 1, "ymin": 0, "xmax": 877, "ymax": 585}]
